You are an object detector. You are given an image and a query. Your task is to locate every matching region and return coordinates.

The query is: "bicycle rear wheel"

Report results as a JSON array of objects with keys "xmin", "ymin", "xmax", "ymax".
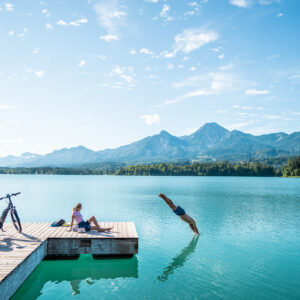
[{"xmin": 11, "ymin": 210, "xmax": 22, "ymax": 233}]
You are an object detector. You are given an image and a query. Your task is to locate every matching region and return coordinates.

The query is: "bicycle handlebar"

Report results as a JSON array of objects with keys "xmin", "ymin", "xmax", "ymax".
[{"xmin": 0, "ymin": 192, "xmax": 21, "ymax": 201}]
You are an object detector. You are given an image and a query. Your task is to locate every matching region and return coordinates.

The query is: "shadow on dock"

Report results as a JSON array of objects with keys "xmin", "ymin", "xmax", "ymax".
[
  {"xmin": 157, "ymin": 235, "xmax": 199, "ymax": 282},
  {"xmin": 11, "ymin": 254, "xmax": 138, "ymax": 299},
  {"xmin": 0, "ymin": 234, "xmax": 41, "ymax": 252}
]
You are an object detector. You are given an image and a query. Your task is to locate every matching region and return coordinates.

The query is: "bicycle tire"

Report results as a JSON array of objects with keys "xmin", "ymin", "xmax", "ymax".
[{"xmin": 11, "ymin": 210, "xmax": 22, "ymax": 233}]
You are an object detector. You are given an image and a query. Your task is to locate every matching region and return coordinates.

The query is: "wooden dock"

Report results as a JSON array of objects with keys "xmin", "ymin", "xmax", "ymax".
[{"xmin": 0, "ymin": 222, "xmax": 138, "ymax": 300}]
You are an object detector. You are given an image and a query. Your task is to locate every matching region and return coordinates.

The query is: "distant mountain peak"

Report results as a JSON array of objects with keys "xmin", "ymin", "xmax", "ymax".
[
  {"xmin": 199, "ymin": 122, "xmax": 228, "ymax": 132},
  {"xmin": 159, "ymin": 130, "xmax": 171, "ymax": 136}
]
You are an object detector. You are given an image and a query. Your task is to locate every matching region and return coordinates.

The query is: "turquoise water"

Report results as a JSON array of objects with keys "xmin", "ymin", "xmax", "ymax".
[{"xmin": 0, "ymin": 175, "xmax": 299, "ymax": 299}]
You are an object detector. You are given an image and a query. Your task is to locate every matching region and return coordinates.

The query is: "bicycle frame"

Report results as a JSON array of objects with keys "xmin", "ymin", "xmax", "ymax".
[{"xmin": 0, "ymin": 193, "xmax": 20, "ymax": 231}]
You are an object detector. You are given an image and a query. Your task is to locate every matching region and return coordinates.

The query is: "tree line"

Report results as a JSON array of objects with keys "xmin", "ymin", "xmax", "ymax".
[
  {"xmin": 282, "ymin": 156, "xmax": 300, "ymax": 177},
  {"xmin": 115, "ymin": 162, "xmax": 282, "ymax": 176},
  {"xmin": 0, "ymin": 167, "xmax": 115, "ymax": 175},
  {"xmin": 0, "ymin": 156, "xmax": 299, "ymax": 177}
]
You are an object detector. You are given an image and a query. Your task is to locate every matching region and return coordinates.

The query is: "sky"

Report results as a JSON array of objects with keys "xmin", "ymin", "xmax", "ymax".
[{"xmin": 0, "ymin": 0, "xmax": 299, "ymax": 157}]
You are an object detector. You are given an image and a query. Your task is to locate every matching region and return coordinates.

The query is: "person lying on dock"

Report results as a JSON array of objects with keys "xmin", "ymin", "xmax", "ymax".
[
  {"xmin": 69, "ymin": 203, "xmax": 113, "ymax": 232},
  {"xmin": 158, "ymin": 194, "xmax": 199, "ymax": 235}
]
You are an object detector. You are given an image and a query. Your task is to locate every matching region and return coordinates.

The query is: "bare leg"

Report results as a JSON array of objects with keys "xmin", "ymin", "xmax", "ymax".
[
  {"xmin": 193, "ymin": 221, "xmax": 199, "ymax": 235},
  {"xmin": 158, "ymin": 194, "xmax": 177, "ymax": 210},
  {"xmin": 90, "ymin": 225, "xmax": 112, "ymax": 232},
  {"xmin": 88, "ymin": 216, "xmax": 101, "ymax": 228},
  {"xmin": 88, "ymin": 216, "xmax": 113, "ymax": 232},
  {"xmin": 180, "ymin": 214, "xmax": 199, "ymax": 235}
]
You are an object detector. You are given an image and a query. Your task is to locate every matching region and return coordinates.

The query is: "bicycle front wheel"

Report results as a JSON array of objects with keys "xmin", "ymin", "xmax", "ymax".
[{"xmin": 11, "ymin": 210, "xmax": 22, "ymax": 233}]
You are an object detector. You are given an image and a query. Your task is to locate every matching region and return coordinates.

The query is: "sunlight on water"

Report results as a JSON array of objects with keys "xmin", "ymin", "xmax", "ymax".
[{"xmin": 0, "ymin": 175, "xmax": 299, "ymax": 299}]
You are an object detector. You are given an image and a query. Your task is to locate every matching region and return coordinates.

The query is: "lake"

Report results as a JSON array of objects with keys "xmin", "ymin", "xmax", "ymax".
[{"xmin": 0, "ymin": 175, "xmax": 299, "ymax": 300}]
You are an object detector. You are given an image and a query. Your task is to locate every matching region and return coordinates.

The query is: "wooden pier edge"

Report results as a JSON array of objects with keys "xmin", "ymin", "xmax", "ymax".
[{"xmin": 0, "ymin": 222, "xmax": 138, "ymax": 300}]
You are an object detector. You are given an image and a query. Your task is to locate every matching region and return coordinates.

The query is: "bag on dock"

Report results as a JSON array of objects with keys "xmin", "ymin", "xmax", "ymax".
[{"xmin": 50, "ymin": 219, "xmax": 65, "ymax": 227}]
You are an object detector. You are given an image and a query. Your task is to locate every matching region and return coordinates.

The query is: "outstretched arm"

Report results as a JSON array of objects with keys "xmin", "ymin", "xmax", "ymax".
[
  {"xmin": 158, "ymin": 194, "xmax": 177, "ymax": 210},
  {"xmin": 69, "ymin": 215, "xmax": 75, "ymax": 231}
]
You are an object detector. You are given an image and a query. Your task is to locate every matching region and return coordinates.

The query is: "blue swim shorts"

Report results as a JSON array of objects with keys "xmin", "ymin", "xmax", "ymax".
[
  {"xmin": 173, "ymin": 206, "xmax": 185, "ymax": 216},
  {"xmin": 78, "ymin": 220, "xmax": 91, "ymax": 231}
]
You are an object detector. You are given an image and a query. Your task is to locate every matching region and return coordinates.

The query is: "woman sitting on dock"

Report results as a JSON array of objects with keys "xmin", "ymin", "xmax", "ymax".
[
  {"xmin": 158, "ymin": 194, "xmax": 199, "ymax": 235},
  {"xmin": 69, "ymin": 203, "xmax": 113, "ymax": 232}
]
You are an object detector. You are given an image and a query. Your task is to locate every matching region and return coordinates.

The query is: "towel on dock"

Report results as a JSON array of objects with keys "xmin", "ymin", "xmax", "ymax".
[{"xmin": 71, "ymin": 225, "xmax": 85, "ymax": 233}]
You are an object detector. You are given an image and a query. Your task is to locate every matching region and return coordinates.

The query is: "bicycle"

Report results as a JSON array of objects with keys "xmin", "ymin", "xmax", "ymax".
[{"xmin": 0, "ymin": 192, "xmax": 22, "ymax": 233}]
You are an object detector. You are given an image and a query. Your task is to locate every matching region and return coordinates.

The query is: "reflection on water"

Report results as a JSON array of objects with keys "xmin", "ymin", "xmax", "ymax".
[
  {"xmin": 158, "ymin": 236, "xmax": 199, "ymax": 282},
  {"xmin": 12, "ymin": 255, "xmax": 138, "ymax": 299}
]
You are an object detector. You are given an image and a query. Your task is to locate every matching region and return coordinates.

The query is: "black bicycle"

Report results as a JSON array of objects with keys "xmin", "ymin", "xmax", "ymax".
[{"xmin": 0, "ymin": 192, "xmax": 22, "ymax": 233}]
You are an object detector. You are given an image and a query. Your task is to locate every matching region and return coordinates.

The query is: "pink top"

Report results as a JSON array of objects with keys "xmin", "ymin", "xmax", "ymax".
[{"xmin": 72, "ymin": 211, "xmax": 83, "ymax": 224}]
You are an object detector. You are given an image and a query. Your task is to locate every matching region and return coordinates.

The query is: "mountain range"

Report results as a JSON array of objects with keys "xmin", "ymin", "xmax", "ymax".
[{"xmin": 0, "ymin": 123, "xmax": 299, "ymax": 168}]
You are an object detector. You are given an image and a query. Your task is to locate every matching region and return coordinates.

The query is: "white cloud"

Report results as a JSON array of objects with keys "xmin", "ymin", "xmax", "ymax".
[
  {"xmin": 218, "ymin": 53, "xmax": 225, "ymax": 59},
  {"xmin": 229, "ymin": 0, "xmax": 251, "ymax": 8},
  {"xmin": 220, "ymin": 63, "xmax": 234, "ymax": 70},
  {"xmin": 227, "ymin": 121, "xmax": 254, "ymax": 130},
  {"xmin": 166, "ymin": 64, "xmax": 174, "ymax": 70},
  {"xmin": 57, "ymin": 20, "xmax": 67, "ymax": 26},
  {"xmin": 210, "ymin": 72, "xmax": 236, "ymax": 91},
  {"xmin": 173, "ymin": 72, "xmax": 236, "ymax": 91},
  {"xmin": 0, "ymin": 104, "xmax": 14, "ymax": 110},
  {"xmin": 57, "ymin": 19, "xmax": 88, "ymax": 27},
  {"xmin": 140, "ymin": 48, "xmax": 154, "ymax": 55},
  {"xmin": 78, "ymin": 60, "xmax": 86, "ymax": 67},
  {"xmin": 145, "ymin": 0, "xmax": 159, "ymax": 2},
  {"xmin": 259, "ymin": 0, "xmax": 280, "ymax": 5},
  {"xmin": 264, "ymin": 115, "xmax": 287, "ymax": 120},
  {"xmin": 32, "ymin": 48, "xmax": 40, "ymax": 55},
  {"xmin": 5, "ymin": 3, "xmax": 14, "ymax": 11},
  {"xmin": 99, "ymin": 34, "xmax": 119, "ymax": 42},
  {"xmin": 162, "ymin": 28, "xmax": 218, "ymax": 58},
  {"xmin": 94, "ymin": 0, "xmax": 126, "ymax": 38},
  {"xmin": 106, "ymin": 65, "xmax": 136, "ymax": 88},
  {"xmin": 159, "ymin": 4, "xmax": 172, "ymax": 21},
  {"xmin": 42, "ymin": 9, "xmax": 48, "ymax": 14},
  {"xmin": 190, "ymin": 66, "xmax": 196, "ymax": 71},
  {"xmin": 167, "ymin": 71, "xmax": 238, "ymax": 106},
  {"xmin": 184, "ymin": 2, "xmax": 201, "ymax": 17},
  {"xmin": 230, "ymin": 0, "xmax": 280, "ymax": 8},
  {"xmin": 245, "ymin": 89, "xmax": 270, "ymax": 95},
  {"xmin": 163, "ymin": 89, "xmax": 212, "ymax": 105},
  {"xmin": 120, "ymin": 74, "xmax": 133, "ymax": 83},
  {"xmin": 217, "ymin": 109, "xmax": 228, "ymax": 114},
  {"xmin": 45, "ymin": 23, "xmax": 53, "ymax": 30},
  {"xmin": 69, "ymin": 18, "xmax": 88, "ymax": 26},
  {"xmin": 108, "ymin": 11, "xmax": 126, "ymax": 18},
  {"xmin": 130, "ymin": 49, "xmax": 137, "ymax": 55},
  {"xmin": 284, "ymin": 112, "xmax": 300, "ymax": 116},
  {"xmin": 95, "ymin": 54, "xmax": 107, "ymax": 60},
  {"xmin": 277, "ymin": 12, "xmax": 283, "ymax": 17},
  {"xmin": 8, "ymin": 120, "xmax": 22, "ymax": 125},
  {"xmin": 35, "ymin": 71, "xmax": 45, "ymax": 77},
  {"xmin": 8, "ymin": 31, "xmax": 14, "ymax": 36},
  {"xmin": 0, "ymin": 139, "xmax": 23, "ymax": 143},
  {"xmin": 141, "ymin": 113, "xmax": 160, "ymax": 125}
]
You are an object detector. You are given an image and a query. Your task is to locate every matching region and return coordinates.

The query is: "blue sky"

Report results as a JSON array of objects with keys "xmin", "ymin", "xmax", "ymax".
[{"xmin": 0, "ymin": 0, "xmax": 299, "ymax": 156}]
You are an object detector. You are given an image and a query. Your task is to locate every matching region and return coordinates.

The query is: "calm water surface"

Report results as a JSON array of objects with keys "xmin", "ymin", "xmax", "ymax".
[{"xmin": 0, "ymin": 175, "xmax": 299, "ymax": 300}]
